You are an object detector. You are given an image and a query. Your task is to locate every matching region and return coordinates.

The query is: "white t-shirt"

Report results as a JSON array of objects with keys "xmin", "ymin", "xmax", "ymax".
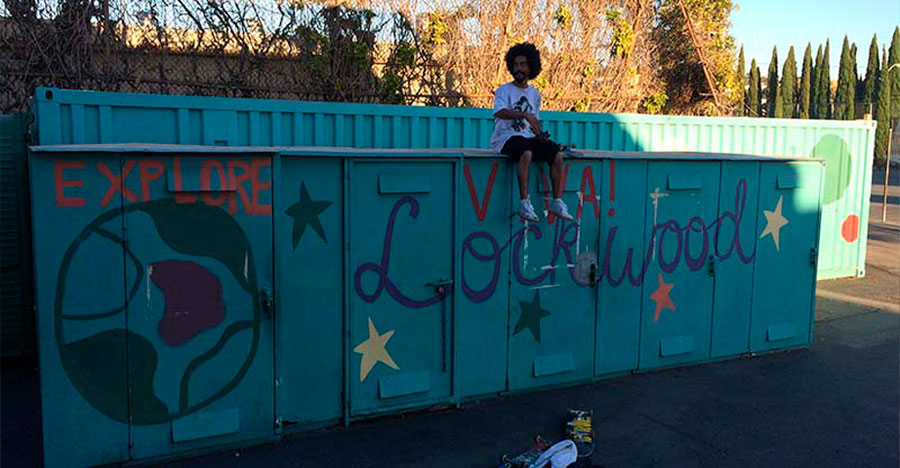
[{"xmin": 490, "ymin": 83, "xmax": 542, "ymax": 153}]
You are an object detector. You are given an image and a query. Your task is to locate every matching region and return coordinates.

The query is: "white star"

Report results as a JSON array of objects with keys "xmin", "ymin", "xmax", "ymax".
[{"xmin": 760, "ymin": 195, "xmax": 789, "ymax": 251}]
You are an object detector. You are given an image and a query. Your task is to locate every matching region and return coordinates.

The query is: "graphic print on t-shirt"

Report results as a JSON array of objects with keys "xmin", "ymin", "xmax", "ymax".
[{"xmin": 511, "ymin": 96, "xmax": 533, "ymax": 132}]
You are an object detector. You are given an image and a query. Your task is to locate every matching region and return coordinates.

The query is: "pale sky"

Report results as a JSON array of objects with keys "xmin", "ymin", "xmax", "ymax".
[{"xmin": 732, "ymin": 0, "xmax": 899, "ymax": 77}]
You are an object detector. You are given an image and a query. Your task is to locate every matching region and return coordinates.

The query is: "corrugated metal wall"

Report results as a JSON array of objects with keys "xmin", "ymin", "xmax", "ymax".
[
  {"xmin": 1, "ymin": 113, "xmax": 35, "ymax": 357},
  {"xmin": 32, "ymin": 88, "xmax": 876, "ymax": 279},
  {"xmin": 29, "ymin": 145, "xmax": 825, "ymax": 466}
]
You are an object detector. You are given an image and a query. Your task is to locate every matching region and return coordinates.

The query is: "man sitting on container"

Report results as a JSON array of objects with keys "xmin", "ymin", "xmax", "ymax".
[{"xmin": 491, "ymin": 42, "xmax": 574, "ymax": 222}]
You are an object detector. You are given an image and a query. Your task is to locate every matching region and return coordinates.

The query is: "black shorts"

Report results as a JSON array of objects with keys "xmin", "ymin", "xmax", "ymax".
[{"xmin": 500, "ymin": 136, "xmax": 560, "ymax": 164}]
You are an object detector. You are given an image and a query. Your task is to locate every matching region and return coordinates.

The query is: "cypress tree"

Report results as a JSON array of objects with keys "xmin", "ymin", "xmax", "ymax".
[
  {"xmin": 834, "ymin": 36, "xmax": 855, "ymax": 120},
  {"xmin": 781, "ymin": 46, "xmax": 797, "ymax": 118},
  {"xmin": 756, "ymin": 62, "xmax": 763, "ymax": 117},
  {"xmin": 817, "ymin": 40, "xmax": 832, "ymax": 119},
  {"xmin": 737, "ymin": 45, "xmax": 746, "ymax": 115},
  {"xmin": 851, "ymin": 42, "xmax": 859, "ymax": 117},
  {"xmin": 748, "ymin": 59, "xmax": 761, "ymax": 117},
  {"xmin": 812, "ymin": 45, "xmax": 823, "ymax": 118},
  {"xmin": 890, "ymin": 26, "xmax": 900, "ymax": 120},
  {"xmin": 799, "ymin": 44, "xmax": 813, "ymax": 119},
  {"xmin": 864, "ymin": 35, "xmax": 879, "ymax": 116},
  {"xmin": 875, "ymin": 46, "xmax": 891, "ymax": 162},
  {"xmin": 767, "ymin": 47, "xmax": 781, "ymax": 117}
]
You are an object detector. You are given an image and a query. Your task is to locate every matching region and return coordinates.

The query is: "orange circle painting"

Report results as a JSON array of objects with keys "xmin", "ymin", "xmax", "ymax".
[{"xmin": 841, "ymin": 214, "xmax": 859, "ymax": 243}]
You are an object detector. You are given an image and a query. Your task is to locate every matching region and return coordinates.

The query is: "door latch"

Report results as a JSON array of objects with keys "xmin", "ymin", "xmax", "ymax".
[
  {"xmin": 260, "ymin": 285, "xmax": 273, "ymax": 319},
  {"xmin": 427, "ymin": 279, "xmax": 454, "ymax": 295},
  {"xmin": 426, "ymin": 278, "xmax": 453, "ymax": 373}
]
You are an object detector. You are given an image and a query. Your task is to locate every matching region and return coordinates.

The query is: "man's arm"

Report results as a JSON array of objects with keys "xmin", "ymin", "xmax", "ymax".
[
  {"xmin": 494, "ymin": 109, "xmax": 542, "ymax": 134},
  {"xmin": 493, "ymin": 109, "xmax": 526, "ymax": 120}
]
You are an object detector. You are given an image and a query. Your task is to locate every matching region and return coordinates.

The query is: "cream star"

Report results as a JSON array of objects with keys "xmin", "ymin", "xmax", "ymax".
[
  {"xmin": 760, "ymin": 195, "xmax": 789, "ymax": 251},
  {"xmin": 353, "ymin": 317, "xmax": 399, "ymax": 382}
]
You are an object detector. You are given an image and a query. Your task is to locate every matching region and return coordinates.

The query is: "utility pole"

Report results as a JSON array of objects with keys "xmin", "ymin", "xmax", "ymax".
[{"xmin": 882, "ymin": 63, "xmax": 898, "ymax": 223}]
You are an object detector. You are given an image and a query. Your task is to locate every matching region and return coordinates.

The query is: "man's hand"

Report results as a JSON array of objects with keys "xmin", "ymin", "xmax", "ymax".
[
  {"xmin": 494, "ymin": 108, "xmax": 542, "ymax": 134},
  {"xmin": 524, "ymin": 113, "xmax": 542, "ymax": 135}
]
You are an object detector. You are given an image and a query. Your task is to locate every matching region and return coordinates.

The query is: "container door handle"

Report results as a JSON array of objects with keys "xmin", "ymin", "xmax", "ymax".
[
  {"xmin": 425, "ymin": 278, "xmax": 452, "ymax": 372},
  {"xmin": 427, "ymin": 279, "xmax": 453, "ymax": 295},
  {"xmin": 261, "ymin": 285, "xmax": 273, "ymax": 319}
]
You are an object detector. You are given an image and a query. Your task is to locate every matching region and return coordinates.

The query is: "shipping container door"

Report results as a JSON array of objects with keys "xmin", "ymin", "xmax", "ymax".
[
  {"xmin": 751, "ymin": 162, "xmax": 823, "ymax": 352},
  {"xmin": 122, "ymin": 154, "xmax": 275, "ymax": 459},
  {"xmin": 639, "ymin": 162, "xmax": 720, "ymax": 370},
  {"xmin": 349, "ymin": 160, "xmax": 454, "ymax": 415},
  {"xmin": 507, "ymin": 161, "xmax": 600, "ymax": 391}
]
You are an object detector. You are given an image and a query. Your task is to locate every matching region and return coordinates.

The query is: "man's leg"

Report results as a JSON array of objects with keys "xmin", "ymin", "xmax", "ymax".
[
  {"xmin": 550, "ymin": 151, "xmax": 564, "ymax": 199},
  {"xmin": 502, "ymin": 137, "xmax": 539, "ymax": 221},
  {"xmin": 548, "ymin": 151, "xmax": 574, "ymax": 221},
  {"xmin": 516, "ymin": 150, "xmax": 539, "ymax": 221},
  {"xmin": 518, "ymin": 150, "xmax": 533, "ymax": 200}
]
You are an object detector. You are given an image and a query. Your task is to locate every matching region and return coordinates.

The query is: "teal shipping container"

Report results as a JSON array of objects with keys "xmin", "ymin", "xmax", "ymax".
[
  {"xmin": 29, "ymin": 142, "xmax": 824, "ymax": 466},
  {"xmin": 32, "ymin": 88, "xmax": 872, "ymax": 280}
]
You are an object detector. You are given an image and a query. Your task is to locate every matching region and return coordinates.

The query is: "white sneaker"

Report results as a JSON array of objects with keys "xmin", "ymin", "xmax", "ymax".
[
  {"xmin": 550, "ymin": 198, "xmax": 574, "ymax": 221},
  {"xmin": 519, "ymin": 197, "xmax": 539, "ymax": 222}
]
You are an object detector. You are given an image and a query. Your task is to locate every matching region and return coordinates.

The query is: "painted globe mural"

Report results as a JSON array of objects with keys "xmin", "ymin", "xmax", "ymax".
[{"xmin": 54, "ymin": 199, "xmax": 261, "ymax": 425}]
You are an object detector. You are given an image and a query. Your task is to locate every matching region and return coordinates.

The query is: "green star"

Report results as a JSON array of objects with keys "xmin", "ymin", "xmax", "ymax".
[
  {"xmin": 513, "ymin": 290, "xmax": 552, "ymax": 343},
  {"xmin": 285, "ymin": 182, "xmax": 333, "ymax": 248}
]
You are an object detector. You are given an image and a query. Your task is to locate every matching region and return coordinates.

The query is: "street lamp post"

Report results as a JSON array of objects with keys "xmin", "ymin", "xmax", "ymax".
[{"xmin": 882, "ymin": 63, "xmax": 899, "ymax": 224}]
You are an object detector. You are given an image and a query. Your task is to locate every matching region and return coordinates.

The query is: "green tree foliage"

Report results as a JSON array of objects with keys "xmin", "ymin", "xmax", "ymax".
[
  {"xmin": 875, "ymin": 46, "xmax": 892, "ymax": 162},
  {"xmin": 834, "ymin": 36, "xmax": 855, "ymax": 120},
  {"xmin": 850, "ymin": 41, "xmax": 858, "ymax": 117},
  {"xmin": 767, "ymin": 46, "xmax": 780, "ymax": 117},
  {"xmin": 606, "ymin": 9, "xmax": 635, "ymax": 58},
  {"xmin": 816, "ymin": 40, "xmax": 832, "ymax": 119},
  {"xmin": 799, "ymin": 44, "xmax": 813, "ymax": 119},
  {"xmin": 781, "ymin": 46, "xmax": 797, "ymax": 118},
  {"xmin": 737, "ymin": 45, "xmax": 746, "ymax": 115},
  {"xmin": 653, "ymin": 0, "xmax": 741, "ymax": 115},
  {"xmin": 747, "ymin": 59, "xmax": 762, "ymax": 117},
  {"xmin": 889, "ymin": 26, "xmax": 900, "ymax": 120},
  {"xmin": 641, "ymin": 91, "xmax": 669, "ymax": 114},
  {"xmin": 851, "ymin": 43, "xmax": 859, "ymax": 115},
  {"xmin": 812, "ymin": 44, "xmax": 823, "ymax": 118},
  {"xmin": 863, "ymin": 35, "xmax": 880, "ymax": 115}
]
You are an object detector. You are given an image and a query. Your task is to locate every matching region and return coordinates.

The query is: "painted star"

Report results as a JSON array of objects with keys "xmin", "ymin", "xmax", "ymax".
[
  {"xmin": 513, "ymin": 290, "xmax": 552, "ymax": 343},
  {"xmin": 353, "ymin": 317, "xmax": 399, "ymax": 382},
  {"xmin": 285, "ymin": 182, "xmax": 332, "ymax": 248},
  {"xmin": 759, "ymin": 195, "xmax": 789, "ymax": 251},
  {"xmin": 650, "ymin": 273, "xmax": 676, "ymax": 323}
]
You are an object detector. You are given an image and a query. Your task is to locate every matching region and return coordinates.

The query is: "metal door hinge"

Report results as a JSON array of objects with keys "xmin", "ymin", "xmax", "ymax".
[
  {"xmin": 707, "ymin": 255, "xmax": 716, "ymax": 276},
  {"xmin": 810, "ymin": 247, "xmax": 818, "ymax": 267}
]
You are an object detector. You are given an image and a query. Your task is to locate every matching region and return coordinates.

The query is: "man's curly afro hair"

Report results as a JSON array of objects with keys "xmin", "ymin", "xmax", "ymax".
[{"xmin": 505, "ymin": 42, "xmax": 542, "ymax": 80}]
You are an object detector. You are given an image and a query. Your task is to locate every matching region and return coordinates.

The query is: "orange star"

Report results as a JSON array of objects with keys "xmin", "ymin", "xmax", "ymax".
[{"xmin": 650, "ymin": 273, "xmax": 675, "ymax": 322}]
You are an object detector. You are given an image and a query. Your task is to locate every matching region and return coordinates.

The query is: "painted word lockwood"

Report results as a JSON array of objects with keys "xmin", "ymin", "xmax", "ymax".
[
  {"xmin": 460, "ymin": 178, "xmax": 753, "ymax": 302},
  {"xmin": 353, "ymin": 178, "xmax": 754, "ymax": 307}
]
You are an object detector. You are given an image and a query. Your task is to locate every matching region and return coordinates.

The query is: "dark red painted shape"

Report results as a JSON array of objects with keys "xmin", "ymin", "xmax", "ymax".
[{"xmin": 152, "ymin": 260, "xmax": 226, "ymax": 346}]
